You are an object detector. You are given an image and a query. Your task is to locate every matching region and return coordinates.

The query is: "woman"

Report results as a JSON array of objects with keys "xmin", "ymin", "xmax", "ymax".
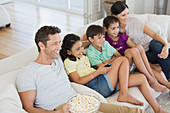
[{"xmin": 110, "ymin": 1, "xmax": 170, "ymax": 82}]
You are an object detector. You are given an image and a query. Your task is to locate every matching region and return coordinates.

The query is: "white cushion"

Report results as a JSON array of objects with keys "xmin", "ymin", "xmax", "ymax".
[
  {"xmin": 168, "ymin": 22, "xmax": 170, "ymax": 42},
  {"xmin": 106, "ymin": 87, "xmax": 161, "ymax": 110},
  {"xmin": 145, "ymin": 21, "xmax": 161, "ymax": 36},
  {"xmin": 0, "ymin": 70, "xmax": 20, "ymax": 92},
  {"xmin": 148, "ymin": 14, "xmax": 170, "ymax": 42},
  {"xmin": 71, "ymin": 82, "xmax": 107, "ymax": 103},
  {"xmin": 129, "ymin": 14, "xmax": 149, "ymax": 23},
  {"xmin": 0, "ymin": 84, "xmax": 27, "ymax": 113}
]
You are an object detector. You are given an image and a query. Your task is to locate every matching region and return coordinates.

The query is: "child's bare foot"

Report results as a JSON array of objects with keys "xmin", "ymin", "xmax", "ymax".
[
  {"xmin": 117, "ymin": 93, "xmax": 144, "ymax": 106},
  {"xmin": 150, "ymin": 81, "xmax": 168, "ymax": 93},
  {"xmin": 150, "ymin": 64, "xmax": 162, "ymax": 72}
]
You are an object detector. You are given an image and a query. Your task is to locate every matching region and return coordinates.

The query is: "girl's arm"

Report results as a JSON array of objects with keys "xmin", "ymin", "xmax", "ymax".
[
  {"xmin": 126, "ymin": 38, "xmax": 136, "ymax": 48},
  {"xmin": 144, "ymin": 24, "xmax": 169, "ymax": 58},
  {"xmin": 68, "ymin": 65, "xmax": 111, "ymax": 85}
]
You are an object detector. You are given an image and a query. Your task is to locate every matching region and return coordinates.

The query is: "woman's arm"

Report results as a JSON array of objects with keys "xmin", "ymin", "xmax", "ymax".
[
  {"xmin": 68, "ymin": 65, "xmax": 110, "ymax": 85},
  {"xmin": 126, "ymin": 38, "xmax": 136, "ymax": 48},
  {"xmin": 144, "ymin": 24, "xmax": 169, "ymax": 59}
]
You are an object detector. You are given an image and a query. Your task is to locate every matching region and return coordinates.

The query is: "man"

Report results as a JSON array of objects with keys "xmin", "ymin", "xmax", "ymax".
[
  {"xmin": 16, "ymin": 26, "xmax": 76, "ymax": 113},
  {"xmin": 16, "ymin": 26, "xmax": 144, "ymax": 113}
]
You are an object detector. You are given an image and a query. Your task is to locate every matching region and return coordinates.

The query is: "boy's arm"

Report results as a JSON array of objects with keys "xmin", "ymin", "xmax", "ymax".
[
  {"xmin": 102, "ymin": 51, "xmax": 121, "ymax": 65},
  {"xmin": 126, "ymin": 38, "xmax": 136, "ymax": 48}
]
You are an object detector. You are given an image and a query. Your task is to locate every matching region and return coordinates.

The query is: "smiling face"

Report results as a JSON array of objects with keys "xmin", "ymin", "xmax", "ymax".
[
  {"xmin": 114, "ymin": 8, "xmax": 129, "ymax": 26},
  {"xmin": 43, "ymin": 33, "xmax": 61, "ymax": 59},
  {"xmin": 105, "ymin": 22, "xmax": 120, "ymax": 38},
  {"xmin": 68, "ymin": 40, "xmax": 84, "ymax": 59},
  {"xmin": 89, "ymin": 34, "xmax": 105, "ymax": 50}
]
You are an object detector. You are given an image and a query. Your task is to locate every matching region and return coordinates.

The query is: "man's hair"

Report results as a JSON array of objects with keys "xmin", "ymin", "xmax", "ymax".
[
  {"xmin": 86, "ymin": 25, "xmax": 105, "ymax": 40},
  {"xmin": 103, "ymin": 16, "xmax": 119, "ymax": 29},
  {"xmin": 111, "ymin": 1, "xmax": 128, "ymax": 15},
  {"xmin": 35, "ymin": 26, "xmax": 61, "ymax": 52}
]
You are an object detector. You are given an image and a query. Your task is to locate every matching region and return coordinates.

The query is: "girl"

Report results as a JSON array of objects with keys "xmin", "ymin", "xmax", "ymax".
[
  {"xmin": 103, "ymin": 16, "xmax": 170, "ymax": 90},
  {"xmin": 60, "ymin": 34, "xmax": 167, "ymax": 113},
  {"xmin": 111, "ymin": 1, "xmax": 170, "ymax": 82}
]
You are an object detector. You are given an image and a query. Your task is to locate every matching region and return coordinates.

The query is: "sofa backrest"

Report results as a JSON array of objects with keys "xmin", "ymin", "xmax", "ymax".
[{"xmin": 0, "ymin": 46, "xmax": 38, "ymax": 76}]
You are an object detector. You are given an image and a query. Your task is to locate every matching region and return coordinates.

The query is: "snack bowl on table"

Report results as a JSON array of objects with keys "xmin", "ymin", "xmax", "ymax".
[{"xmin": 67, "ymin": 92, "xmax": 100, "ymax": 113}]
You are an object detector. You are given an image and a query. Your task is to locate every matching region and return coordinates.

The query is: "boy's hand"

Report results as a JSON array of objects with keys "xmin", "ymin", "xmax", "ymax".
[{"xmin": 97, "ymin": 63, "xmax": 111, "ymax": 75}]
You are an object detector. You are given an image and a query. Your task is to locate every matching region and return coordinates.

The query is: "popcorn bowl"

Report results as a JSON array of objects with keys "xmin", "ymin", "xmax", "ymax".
[{"xmin": 67, "ymin": 92, "xmax": 100, "ymax": 113}]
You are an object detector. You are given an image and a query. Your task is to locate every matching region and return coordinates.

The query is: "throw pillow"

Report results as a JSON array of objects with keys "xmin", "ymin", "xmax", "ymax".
[
  {"xmin": 145, "ymin": 21, "xmax": 161, "ymax": 36},
  {"xmin": 149, "ymin": 14, "xmax": 170, "ymax": 41},
  {"xmin": 0, "ymin": 84, "xmax": 27, "ymax": 113}
]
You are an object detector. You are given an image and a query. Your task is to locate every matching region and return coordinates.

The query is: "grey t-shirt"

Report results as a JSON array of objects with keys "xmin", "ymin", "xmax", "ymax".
[{"xmin": 16, "ymin": 58, "xmax": 76, "ymax": 110}]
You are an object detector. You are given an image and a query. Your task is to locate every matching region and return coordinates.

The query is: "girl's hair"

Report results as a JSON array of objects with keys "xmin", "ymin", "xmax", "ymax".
[
  {"xmin": 103, "ymin": 16, "xmax": 119, "ymax": 29},
  {"xmin": 111, "ymin": 1, "xmax": 128, "ymax": 15},
  {"xmin": 60, "ymin": 34, "xmax": 80, "ymax": 61},
  {"xmin": 86, "ymin": 25, "xmax": 105, "ymax": 40}
]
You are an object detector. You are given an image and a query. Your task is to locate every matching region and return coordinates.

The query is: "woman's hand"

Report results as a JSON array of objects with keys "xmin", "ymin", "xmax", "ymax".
[{"xmin": 158, "ymin": 45, "xmax": 169, "ymax": 59}]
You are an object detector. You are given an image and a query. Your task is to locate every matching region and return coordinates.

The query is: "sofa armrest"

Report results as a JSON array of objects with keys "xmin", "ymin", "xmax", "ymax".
[
  {"xmin": 0, "ymin": 46, "xmax": 38, "ymax": 76},
  {"xmin": 70, "ymin": 82, "xmax": 107, "ymax": 103}
]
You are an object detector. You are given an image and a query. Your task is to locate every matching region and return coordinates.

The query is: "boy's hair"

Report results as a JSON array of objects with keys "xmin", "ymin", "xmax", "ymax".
[
  {"xmin": 86, "ymin": 25, "xmax": 105, "ymax": 40},
  {"xmin": 35, "ymin": 26, "xmax": 61, "ymax": 52},
  {"xmin": 111, "ymin": 1, "xmax": 128, "ymax": 15},
  {"xmin": 103, "ymin": 16, "xmax": 119, "ymax": 29},
  {"xmin": 60, "ymin": 34, "xmax": 80, "ymax": 61}
]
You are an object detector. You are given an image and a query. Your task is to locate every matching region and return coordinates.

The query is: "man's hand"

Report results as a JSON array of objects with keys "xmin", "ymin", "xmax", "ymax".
[
  {"xmin": 61, "ymin": 104, "xmax": 71, "ymax": 113},
  {"xmin": 158, "ymin": 46, "xmax": 169, "ymax": 59}
]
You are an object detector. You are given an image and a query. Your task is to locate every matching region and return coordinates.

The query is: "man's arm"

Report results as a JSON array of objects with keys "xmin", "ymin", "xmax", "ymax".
[{"xmin": 19, "ymin": 90, "xmax": 67, "ymax": 113}]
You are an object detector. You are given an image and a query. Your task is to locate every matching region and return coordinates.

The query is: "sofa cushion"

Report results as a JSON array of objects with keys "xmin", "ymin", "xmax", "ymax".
[
  {"xmin": 0, "ymin": 84, "xmax": 27, "ymax": 113},
  {"xmin": 148, "ymin": 14, "xmax": 170, "ymax": 42},
  {"xmin": 145, "ymin": 21, "xmax": 161, "ymax": 36}
]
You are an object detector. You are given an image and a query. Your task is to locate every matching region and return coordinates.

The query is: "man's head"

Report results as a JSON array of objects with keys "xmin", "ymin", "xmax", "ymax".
[
  {"xmin": 35, "ymin": 26, "xmax": 61, "ymax": 59},
  {"xmin": 86, "ymin": 25, "xmax": 105, "ymax": 49}
]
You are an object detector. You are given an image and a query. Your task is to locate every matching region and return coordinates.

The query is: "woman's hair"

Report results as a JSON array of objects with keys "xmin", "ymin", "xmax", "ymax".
[
  {"xmin": 111, "ymin": 1, "xmax": 128, "ymax": 15},
  {"xmin": 86, "ymin": 25, "xmax": 105, "ymax": 40},
  {"xmin": 103, "ymin": 16, "xmax": 119, "ymax": 29},
  {"xmin": 60, "ymin": 34, "xmax": 80, "ymax": 61}
]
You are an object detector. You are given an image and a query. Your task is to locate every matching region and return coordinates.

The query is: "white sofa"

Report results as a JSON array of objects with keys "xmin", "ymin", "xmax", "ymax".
[
  {"xmin": 0, "ymin": 5, "xmax": 11, "ymax": 27},
  {"xmin": 0, "ymin": 14, "xmax": 170, "ymax": 113}
]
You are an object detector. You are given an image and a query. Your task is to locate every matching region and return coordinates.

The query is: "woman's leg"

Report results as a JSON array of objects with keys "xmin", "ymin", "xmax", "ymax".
[
  {"xmin": 128, "ymin": 73, "xmax": 167, "ymax": 113},
  {"xmin": 152, "ymin": 68, "xmax": 170, "ymax": 89},
  {"xmin": 124, "ymin": 47, "xmax": 168, "ymax": 92},
  {"xmin": 147, "ymin": 39, "xmax": 170, "ymax": 81},
  {"xmin": 106, "ymin": 56, "xmax": 143, "ymax": 105}
]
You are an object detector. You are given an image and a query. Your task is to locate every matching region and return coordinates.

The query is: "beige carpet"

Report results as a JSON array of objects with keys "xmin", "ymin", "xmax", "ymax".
[{"xmin": 145, "ymin": 91, "xmax": 170, "ymax": 113}]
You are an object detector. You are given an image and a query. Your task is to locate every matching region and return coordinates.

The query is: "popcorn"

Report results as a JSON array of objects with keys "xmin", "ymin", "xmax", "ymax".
[{"xmin": 68, "ymin": 94, "xmax": 100, "ymax": 113}]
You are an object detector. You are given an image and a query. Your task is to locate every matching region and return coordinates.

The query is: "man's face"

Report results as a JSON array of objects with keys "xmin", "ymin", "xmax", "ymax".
[{"xmin": 44, "ymin": 33, "xmax": 61, "ymax": 59}]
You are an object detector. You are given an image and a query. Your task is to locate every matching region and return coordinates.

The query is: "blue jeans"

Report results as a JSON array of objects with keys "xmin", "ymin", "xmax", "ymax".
[
  {"xmin": 146, "ymin": 39, "xmax": 170, "ymax": 80},
  {"xmin": 85, "ymin": 74, "xmax": 117, "ymax": 98}
]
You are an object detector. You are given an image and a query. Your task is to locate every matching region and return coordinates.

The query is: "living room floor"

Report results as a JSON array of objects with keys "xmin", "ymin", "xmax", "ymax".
[{"xmin": 0, "ymin": 1, "xmax": 84, "ymax": 60}]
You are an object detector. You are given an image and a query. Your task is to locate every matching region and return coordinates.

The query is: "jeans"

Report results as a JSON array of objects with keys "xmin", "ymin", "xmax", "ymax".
[
  {"xmin": 146, "ymin": 39, "xmax": 170, "ymax": 80},
  {"xmin": 85, "ymin": 74, "xmax": 117, "ymax": 98}
]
